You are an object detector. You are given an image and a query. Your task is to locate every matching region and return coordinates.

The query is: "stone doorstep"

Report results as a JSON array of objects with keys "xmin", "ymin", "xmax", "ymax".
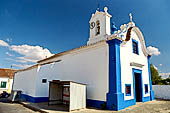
[{"xmin": 18, "ymin": 101, "xmax": 48, "ymax": 113}]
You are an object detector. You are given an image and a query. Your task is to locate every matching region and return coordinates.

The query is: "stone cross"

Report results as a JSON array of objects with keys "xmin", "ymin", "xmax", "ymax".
[{"xmin": 129, "ymin": 13, "xmax": 133, "ymax": 22}]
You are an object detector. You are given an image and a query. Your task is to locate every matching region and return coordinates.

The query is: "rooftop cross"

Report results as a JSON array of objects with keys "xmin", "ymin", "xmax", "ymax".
[
  {"xmin": 129, "ymin": 13, "xmax": 133, "ymax": 22},
  {"xmin": 97, "ymin": 3, "xmax": 100, "ymax": 11}
]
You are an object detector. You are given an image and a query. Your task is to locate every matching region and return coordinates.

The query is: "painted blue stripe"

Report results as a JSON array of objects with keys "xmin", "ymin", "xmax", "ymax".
[
  {"xmin": 119, "ymin": 98, "xmax": 136, "ymax": 110},
  {"xmin": 86, "ymin": 99, "xmax": 105, "ymax": 109},
  {"xmin": 20, "ymin": 94, "xmax": 48, "ymax": 103},
  {"xmin": 106, "ymin": 39, "xmax": 137, "ymax": 111},
  {"xmin": 21, "ymin": 94, "xmax": 106, "ymax": 109},
  {"xmin": 142, "ymin": 96, "xmax": 150, "ymax": 102},
  {"xmin": 106, "ymin": 39, "xmax": 125, "ymax": 110},
  {"xmin": 107, "ymin": 39, "xmax": 122, "ymax": 93},
  {"xmin": 147, "ymin": 56, "xmax": 155, "ymax": 100}
]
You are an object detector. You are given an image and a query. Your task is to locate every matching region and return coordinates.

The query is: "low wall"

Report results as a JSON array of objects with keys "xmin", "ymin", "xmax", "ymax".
[{"xmin": 153, "ymin": 85, "xmax": 170, "ymax": 100}]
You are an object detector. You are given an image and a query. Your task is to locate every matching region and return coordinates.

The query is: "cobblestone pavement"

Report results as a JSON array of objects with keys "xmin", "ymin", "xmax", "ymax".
[{"xmin": 0, "ymin": 100, "xmax": 170, "ymax": 113}]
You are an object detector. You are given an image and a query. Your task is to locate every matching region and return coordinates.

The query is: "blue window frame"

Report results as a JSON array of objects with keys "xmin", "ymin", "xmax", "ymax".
[
  {"xmin": 132, "ymin": 39, "xmax": 139, "ymax": 55},
  {"xmin": 125, "ymin": 84, "xmax": 131, "ymax": 96},
  {"xmin": 145, "ymin": 84, "xmax": 148, "ymax": 94}
]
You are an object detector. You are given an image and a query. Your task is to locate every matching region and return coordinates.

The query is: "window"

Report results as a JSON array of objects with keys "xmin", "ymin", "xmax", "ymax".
[
  {"xmin": 132, "ymin": 39, "xmax": 139, "ymax": 54},
  {"xmin": 42, "ymin": 79, "xmax": 47, "ymax": 83},
  {"xmin": 0, "ymin": 81, "xmax": 7, "ymax": 88},
  {"xmin": 125, "ymin": 84, "xmax": 131, "ymax": 96},
  {"xmin": 96, "ymin": 20, "xmax": 100, "ymax": 35},
  {"xmin": 145, "ymin": 84, "xmax": 148, "ymax": 94}
]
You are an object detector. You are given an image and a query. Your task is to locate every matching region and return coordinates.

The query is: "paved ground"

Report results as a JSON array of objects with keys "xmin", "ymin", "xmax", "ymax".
[
  {"xmin": 0, "ymin": 102, "xmax": 38, "ymax": 113},
  {"xmin": 0, "ymin": 100, "xmax": 170, "ymax": 113}
]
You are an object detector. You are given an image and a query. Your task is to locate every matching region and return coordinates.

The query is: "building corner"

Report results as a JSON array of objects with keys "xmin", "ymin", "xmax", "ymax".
[{"xmin": 147, "ymin": 55, "xmax": 155, "ymax": 101}]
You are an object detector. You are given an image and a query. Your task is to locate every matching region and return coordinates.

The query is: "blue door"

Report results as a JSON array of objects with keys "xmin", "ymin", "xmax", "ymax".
[{"xmin": 133, "ymin": 69, "xmax": 143, "ymax": 102}]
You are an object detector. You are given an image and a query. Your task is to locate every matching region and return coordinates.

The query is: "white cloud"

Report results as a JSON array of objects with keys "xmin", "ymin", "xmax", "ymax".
[
  {"xmin": 5, "ymin": 57, "xmax": 31, "ymax": 63},
  {"xmin": 1, "ymin": 39, "xmax": 53, "ymax": 68},
  {"xmin": 159, "ymin": 64, "xmax": 163, "ymax": 66},
  {"xmin": 153, "ymin": 65, "xmax": 158, "ymax": 70},
  {"xmin": 5, "ymin": 58, "xmax": 15, "ymax": 62},
  {"xmin": 9, "ymin": 44, "xmax": 54, "ymax": 63},
  {"xmin": 11, "ymin": 64, "xmax": 32, "ymax": 69},
  {"xmin": 159, "ymin": 73, "xmax": 170, "ymax": 79},
  {"xmin": 6, "ymin": 52, "xmax": 13, "ymax": 56},
  {"xmin": 0, "ymin": 40, "xmax": 9, "ymax": 47},
  {"xmin": 147, "ymin": 46, "xmax": 160, "ymax": 56},
  {"xmin": 16, "ymin": 57, "xmax": 37, "ymax": 63},
  {"xmin": 6, "ymin": 38, "xmax": 12, "ymax": 43}
]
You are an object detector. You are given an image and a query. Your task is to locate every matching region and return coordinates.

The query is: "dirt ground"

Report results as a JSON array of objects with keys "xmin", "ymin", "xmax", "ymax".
[{"xmin": 0, "ymin": 100, "xmax": 170, "ymax": 113}]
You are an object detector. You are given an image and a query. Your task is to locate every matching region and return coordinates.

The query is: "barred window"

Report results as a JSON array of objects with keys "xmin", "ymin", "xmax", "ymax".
[{"xmin": 126, "ymin": 84, "xmax": 131, "ymax": 96}]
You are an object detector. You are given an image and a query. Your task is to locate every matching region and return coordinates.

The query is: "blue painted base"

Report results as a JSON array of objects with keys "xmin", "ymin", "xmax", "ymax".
[
  {"xmin": 150, "ymin": 90, "xmax": 155, "ymax": 101},
  {"xmin": 107, "ymin": 92, "xmax": 123, "ymax": 110},
  {"xmin": 20, "ymin": 94, "xmax": 48, "ymax": 103},
  {"xmin": 86, "ymin": 99, "xmax": 106, "ymax": 109},
  {"xmin": 106, "ymin": 92, "xmax": 135, "ymax": 111},
  {"xmin": 142, "ymin": 96, "xmax": 150, "ymax": 102}
]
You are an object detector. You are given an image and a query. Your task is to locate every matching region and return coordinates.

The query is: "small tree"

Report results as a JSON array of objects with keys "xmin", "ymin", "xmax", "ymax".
[
  {"xmin": 150, "ymin": 64, "xmax": 162, "ymax": 85},
  {"xmin": 161, "ymin": 76, "xmax": 170, "ymax": 85}
]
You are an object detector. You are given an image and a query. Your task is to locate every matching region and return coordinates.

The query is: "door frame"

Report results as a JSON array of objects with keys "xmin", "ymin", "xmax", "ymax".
[{"xmin": 132, "ymin": 68, "xmax": 143, "ymax": 102}]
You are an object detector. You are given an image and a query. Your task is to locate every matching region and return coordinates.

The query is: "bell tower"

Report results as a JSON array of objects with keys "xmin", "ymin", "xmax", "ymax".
[{"xmin": 87, "ymin": 7, "xmax": 112, "ymax": 45}]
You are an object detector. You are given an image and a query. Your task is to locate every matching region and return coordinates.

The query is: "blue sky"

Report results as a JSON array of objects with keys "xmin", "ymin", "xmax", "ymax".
[{"xmin": 0, "ymin": 0, "xmax": 169, "ymax": 74}]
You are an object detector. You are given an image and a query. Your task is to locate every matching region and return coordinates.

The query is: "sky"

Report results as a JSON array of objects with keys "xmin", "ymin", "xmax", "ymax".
[{"xmin": 0, "ymin": 0, "xmax": 170, "ymax": 75}]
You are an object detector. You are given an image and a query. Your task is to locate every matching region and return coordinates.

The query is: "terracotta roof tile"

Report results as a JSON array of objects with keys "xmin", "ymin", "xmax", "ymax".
[{"xmin": 0, "ymin": 68, "xmax": 16, "ymax": 78}]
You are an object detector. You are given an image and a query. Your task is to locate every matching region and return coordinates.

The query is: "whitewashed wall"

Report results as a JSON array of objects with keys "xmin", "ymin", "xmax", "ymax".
[
  {"xmin": 36, "ymin": 42, "xmax": 109, "ymax": 101},
  {"xmin": 120, "ymin": 29, "xmax": 150, "ymax": 100},
  {"xmin": 13, "ymin": 67, "xmax": 38, "ymax": 97},
  {"xmin": 153, "ymin": 85, "xmax": 170, "ymax": 100}
]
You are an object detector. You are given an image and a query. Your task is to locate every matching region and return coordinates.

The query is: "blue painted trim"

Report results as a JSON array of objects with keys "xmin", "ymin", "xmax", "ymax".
[
  {"xmin": 142, "ymin": 96, "xmax": 150, "ymax": 102},
  {"xmin": 120, "ymin": 98, "xmax": 136, "ymax": 110},
  {"xmin": 145, "ymin": 84, "xmax": 149, "ymax": 94},
  {"xmin": 147, "ymin": 56, "xmax": 155, "ymax": 100},
  {"xmin": 86, "ymin": 99, "xmax": 105, "ymax": 109},
  {"xmin": 107, "ymin": 39, "xmax": 122, "ymax": 93},
  {"xmin": 132, "ymin": 39, "xmax": 139, "ymax": 55},
  {"xmin": 132, "ymin": 68, "xmax": 143, "ymax": 102},
  {"xmin": 106, "ymin": 39, "xmax": 136, "ymax": 111},
  {"xmin": 132, "ymin": 69, "xmax": 152, "ymax": 103},
  {"xmin": 106, "ymin": 39, "xmax": 124, "ymax": 110},
  {"xmin": 106, "ymin": 39, "xmax": 151, "ymax": 111},
  {"xmin": 20, "ymin": 94, "xmax": 48, "ymax": 103},
  {"xmin": 125, "ymin": 84, "xmax": 131, "ymax": 96}
]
